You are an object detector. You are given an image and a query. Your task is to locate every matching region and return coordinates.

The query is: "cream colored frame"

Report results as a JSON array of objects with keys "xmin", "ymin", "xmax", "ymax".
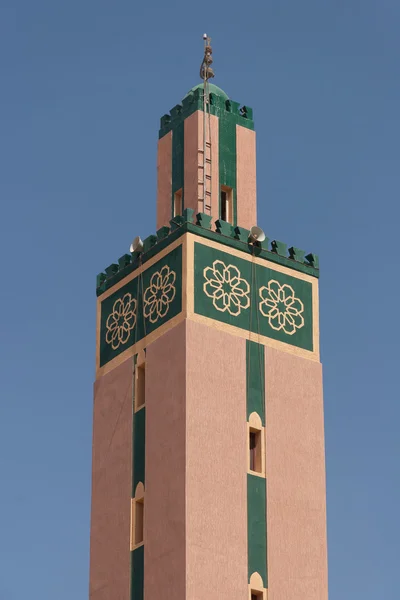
[{"xmin": 185, "ymin": 233, "xmax": 320, "ymax": 363}]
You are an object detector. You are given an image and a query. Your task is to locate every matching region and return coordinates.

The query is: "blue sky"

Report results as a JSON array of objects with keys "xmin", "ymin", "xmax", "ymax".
[{"xmin": 1, "ymin": 1, "xmax": 399, "ymax": 598}]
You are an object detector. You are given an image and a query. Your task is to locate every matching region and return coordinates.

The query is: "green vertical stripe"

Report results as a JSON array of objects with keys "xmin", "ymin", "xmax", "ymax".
[
  {"xmin": 219, "ymin": 113, "xmax": 237, "ymax": 226},
  {"xmin": 131, "ymin": 356, "xmax": 145, "ymax": 600},
  {"xmin": 246, "ymin": 341, "xmax": 265, "ymax": 424},
  {"xmin": 133, "ymin": 407, "xmax": 146, "ymax": 491},
  {"xmin": 131, "ymin": 545, "xmax": 144, "ymax": 600},
  {"xmin": 246, "ymin": 341, "xmax": 268, "ymax": 588},
  {"xmin": 247, "ymin": 474, "xmax": 267, "ymax": 586},
  {"xmin": 172, "ymin": 121, "xmax": 184, "ymax": 216}
]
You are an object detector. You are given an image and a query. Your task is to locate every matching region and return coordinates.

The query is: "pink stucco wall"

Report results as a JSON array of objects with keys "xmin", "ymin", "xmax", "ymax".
[
  {"xmin": 186, "ymin": 320, "xmax": 248, "ymax": 599},
  {"xmin": 265, "ymin": 348, "xmax": 328, "ymax": 600},
  {"xmin": 89, "ymin": 358, "xmax": 133, "ymax": 599},
  {"xmin": 157, "ymin": 130, "xmax": 172, "ymax": 230},
  {"xmin": 144, "ymin": 321, "xmax": 186, "ymax": 599},
  {"xmin": 236, "ymin": 125, "xmax": 257, "ymax": 230}
]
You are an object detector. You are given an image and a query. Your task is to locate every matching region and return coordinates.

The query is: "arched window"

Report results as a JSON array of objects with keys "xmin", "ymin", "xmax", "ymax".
[
  {"xmin": 249, "ymin": 572, "xmax": 267, "ymax": 599},
  {"xmin": 134, "ymin": 351, "xmax": 146, "ymax": 412},
  {"xmin": 248, "ymin": 412, "xmax": 265, "ymax": 476},
  {"xmin": 131, "ymin": 482, "xmax": 145, "ymax": 550}
]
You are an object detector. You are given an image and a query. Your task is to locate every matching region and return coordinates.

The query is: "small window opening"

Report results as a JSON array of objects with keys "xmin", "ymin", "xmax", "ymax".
[
  {"xmin": 174, "ymin": 189, "xmax": 183, "ymax": 217},
  {"xmin": 135, "ymin": 363, "xmax": 145, "ymax": 410},
  {"xmin": 135, "ymin": 499, "xmax": 144, "ymax": 545},
  {"xmin": 220, "ymin": 186, "xmax": 232, "ymax": 223},
  {"xmin": 251, "ymin": 592, "xmax": 263, "ymax": 600},
  {"xmin": 249, "ymin": 429, "xmax": 262, "ymax": 473}
]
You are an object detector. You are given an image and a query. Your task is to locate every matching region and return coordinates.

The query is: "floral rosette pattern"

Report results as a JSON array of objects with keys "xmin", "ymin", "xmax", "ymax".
[
  {"xmin": 143, "ymin": 265, "xmax": 176, "ymax": 324},
  {"xmin": 203, "ymin": 259, "xmax": 250, "ymax": 316},
  {"xmin": 259, "ymin": 279, "xmax": 304, "ymax": 335},
  {"xmin": 105, "ymin": 293, "xmax": 137, "ymax": 350}
]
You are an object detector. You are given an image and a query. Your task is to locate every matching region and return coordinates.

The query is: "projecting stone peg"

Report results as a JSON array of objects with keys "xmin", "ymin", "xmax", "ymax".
[
  {"xmin": 170, "ymin": 104, "xmax": 183, "ymax": 120},
  {"xmin": 234, "ymin": 226, "xmax": 250, "ymax": 243},
  {"xmin": 271, "ymin": 240, "xmax": 287, "ymax": 256},
  {"xmin": 96, "ymin": 273, "xmax": 106, "ymax": 288},
  {"xmin": 156, "ymin": 226, "xmax": 170, "ymax": 241},
  {"xmin": 288, "ymin": 247, "xmax": 306, "ymax": 263},
  {"xmin": 305, "ymin": 253, "xmax": 319, "ymax": 269},
  {"xmin": 196, "ymin": 212, "xmax": 213, "ymax": 230},
  {"xmin": 105, "ymin": 263, "xmax": 119, "ymax": 278},
  {"xmin": 215, "ymin": 219, "xmax": 234, "ymax": 237},
  {"xmin": 142, "ymin": 235, "xmax": 158, "ymax": 253},
  {"xmin": 170, "ymin": 216, "xmax": 185, "ymax": 231},
  {"xmin": 118, "ymin": 254, "xmax": 132, "ymax": 269},
  {"xmin": 240, "ymin": 105, "xmax": 253, "ymax": 120},
  {"xmin": 182, "ymin": 208, "xmax": 195, "ymax": 223},
  {"xmin": 160, "ymin": 114, "xmax": 171, "ymax": 129}
]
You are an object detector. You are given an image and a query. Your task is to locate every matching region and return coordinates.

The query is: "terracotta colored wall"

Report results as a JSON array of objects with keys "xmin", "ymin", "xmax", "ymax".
[
  {"xmin": 184, "ymin": 111, "xmax": 219, "ymax": 219},
  {"xmin": 144, "ymin": 321, "xmax": 186, "ymax": 599},
  {"xmin": 157, "ymin": 130, "xmax": 172, "ymax": 230},
  {"xmin": 265, "ymin": 348, "xmax": 328, "ymax": 600},
  {"xmin": 186, "ymin": 320, "xmax": 248, "ymax": 599},
  {"xmin": 236, "ymin": 126, "xmax": 257, "ymax": 230},
  {"xmin": 89, "ymin": 358, "xmax": 133, "ymax": 599}
]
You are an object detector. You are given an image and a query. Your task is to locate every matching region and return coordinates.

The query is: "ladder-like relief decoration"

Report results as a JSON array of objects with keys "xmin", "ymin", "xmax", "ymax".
[
  {"xmin": 105, "ymin": 293, "xmax": 137, "ymax": 350},
  {"xmin": 259, "ymin": 280, "xmax": 304, "ymax": 335},
  {"xmin": 143, "ymin": 265, "xmax": 177, "ymax": 323},
  {"xmin": 203, "ymin": 259, "xmax": 250, "ymax": 316}
]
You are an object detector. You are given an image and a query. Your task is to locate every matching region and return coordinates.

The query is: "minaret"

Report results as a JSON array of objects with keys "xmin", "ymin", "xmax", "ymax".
[{"xmin": 90, "ymin": 37, "xmax": 328, "ymax": 600}]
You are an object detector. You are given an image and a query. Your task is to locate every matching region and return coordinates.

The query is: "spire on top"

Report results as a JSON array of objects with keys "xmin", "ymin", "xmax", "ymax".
[{"xmin": 200, "ymin": 34, "xmax": 214, "ymax": 82}]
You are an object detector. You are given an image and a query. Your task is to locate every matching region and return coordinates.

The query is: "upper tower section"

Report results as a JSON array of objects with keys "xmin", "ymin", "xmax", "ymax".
[{"xmin": 157, "ymin": 36, "xmax": 256, "ymax": 231}]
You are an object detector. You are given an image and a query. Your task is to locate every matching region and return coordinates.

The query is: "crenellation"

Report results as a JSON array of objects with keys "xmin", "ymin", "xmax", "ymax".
[
  {"xmin": 159, "ymin": 86, "xmax": 255, "ymax": 138},
  {"xmin": 96, "ymin": 213, "xmax": 319, "ymax": 296}
]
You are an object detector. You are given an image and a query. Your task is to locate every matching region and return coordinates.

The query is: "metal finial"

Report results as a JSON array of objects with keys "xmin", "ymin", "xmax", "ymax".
[{"xmin": 200, "ymin": 34, "xmax": 214, "ymax": 81}]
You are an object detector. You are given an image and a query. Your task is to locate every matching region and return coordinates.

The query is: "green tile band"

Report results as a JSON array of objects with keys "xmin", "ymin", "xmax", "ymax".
[
  {"xmin": 194, "ymin": 243, "xmax": 313, "ymax": 353},
  {"xmin": 130, "ymin": 545, "xmax": 144, "ymax": 600},
  {"xmin": 246, "ymin": 341, "xmax": 265, "ymax": 424},
  {"xmin": 172, "ymin": 121, "xmax": 184, "ymax": 216},
  {"xmin": 133, "ymin": 406, "xmax": 145, "ymax": 491},
  {"xmin": 130, "ymin": 356, "xmax": 146, "ymax": 600},
  {"xmin": 100, "ymin": 245, "xmax": 183, "ymax": 368},
  {"xmin": 219, "ymin": 111, "xmax": 238, "ymax": 226},
  {"xmin": 246, "ymin": 340, "xmax": 268, "ymax": 588},
  {"xmin": 247, "ymin": 474, "xmax": 268, "ymax": 587}
]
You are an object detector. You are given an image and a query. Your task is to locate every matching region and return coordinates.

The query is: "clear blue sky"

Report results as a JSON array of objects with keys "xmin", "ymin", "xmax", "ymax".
[{"xmin": 1, "ymin": 1, "xmax": 399, "ymax": 598}]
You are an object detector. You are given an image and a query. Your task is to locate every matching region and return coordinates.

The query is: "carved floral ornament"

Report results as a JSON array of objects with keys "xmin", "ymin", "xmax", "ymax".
[
  {"xmin": 104, "ymin": 265, "xmax": 177, "ymax": 350},
  {"xmin": 105, "ymin": 293, "xmax": 137, "ymax": 350},
  {"xmin": 259, "ymin": 279, "xmax": 304, "ymax": 335},
  {"xmin": 143, "ymin": 265, "xmax": 176, "ymax": 324},
  {"xmin": 203, "ymin": 260, "xmax": 250, "ymax": 316},
  {"xmin": 202, "ymin": 260, "xmax": 305, "ymax": 335}
]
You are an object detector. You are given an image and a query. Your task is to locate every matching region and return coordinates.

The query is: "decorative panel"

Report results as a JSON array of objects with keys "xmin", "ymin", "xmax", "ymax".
[
  {"xmin": 194, "ymin": 242, "xmax": 313, "ymax": 352},
  {"xmin": 99, "ymin": 245, "xmax": 182, "ymax": 367}
]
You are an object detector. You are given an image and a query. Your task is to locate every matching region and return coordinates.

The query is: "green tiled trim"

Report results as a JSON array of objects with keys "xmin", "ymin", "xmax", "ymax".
[
  {"xmin": 172, "ymin": 121, "xmax": 184, "ymax": 215},
  {"xmin": 99, "ymin": 245, "xmax": 182, "ymax": 367},
  {"xmin": 130, "ymin": 545, "xmax": 144, "ymax": 600},
  {"xmin": 219, "ymin": 111, "xmax": 238, "ymax": 226},
  {"xmin": 246, "ymin": 341, "xmax": 268, "ymax": 586},
  {"xmin": 130, "ymin": 356, "xmax": 145, "ymax": 600},
  {"xmin": 246, "ymin": 341, "xmax": 265, "ymax": 424},
  {"xmin": 131, "ymin": 356, "xmax": 137, "ymax": 496},
  {"xmin": 247, "ymin": 474, "xmax": 268, "ymax": 587},
  {"xmin": 133, "ymin": 406, "xmax": 145, "ymax": 491},
  {"xmin": 159, "ymin": 88, "xmax": 254, "ymax": 139},
  {"xmin": 97, "ymin": 222, "xmax": 318, "ymax": 297},
  {"xmin": 195, "ymin": 243, "xmax": 313, "ymax": 352}
]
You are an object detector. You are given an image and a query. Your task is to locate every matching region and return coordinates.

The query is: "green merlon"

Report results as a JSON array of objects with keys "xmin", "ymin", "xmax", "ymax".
[
  {"xmin": 96, "ymin": 213, "xmax": 319, "ymax": 297},
  {"xmin": 159, "ymin": 85, "xmax": 254, "ymax": 139}
]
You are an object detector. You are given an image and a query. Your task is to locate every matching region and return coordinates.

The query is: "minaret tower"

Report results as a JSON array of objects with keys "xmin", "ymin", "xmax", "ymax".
[{"xmin": 89, "ymin": 37, "xmax": 328, "ymax": 600}]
